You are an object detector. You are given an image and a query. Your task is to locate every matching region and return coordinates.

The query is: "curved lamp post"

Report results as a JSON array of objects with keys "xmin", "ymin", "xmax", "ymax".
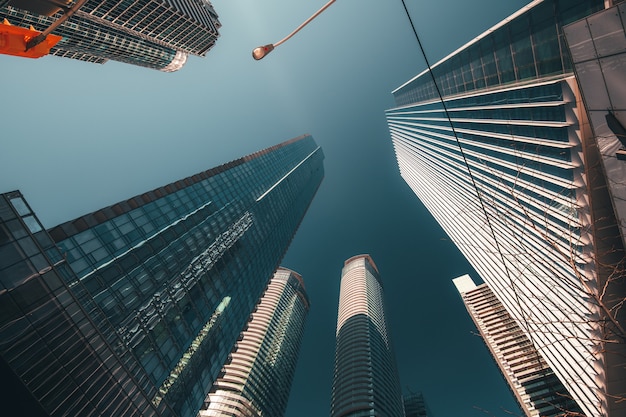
[{"xmin": 252, "ymin": 0, "xmax": 336, "ymax": 60}]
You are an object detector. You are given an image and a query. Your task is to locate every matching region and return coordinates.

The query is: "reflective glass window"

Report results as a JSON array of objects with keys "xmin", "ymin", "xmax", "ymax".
[
  {"xmin": 9, "ymin": 197, "xmax": 30, "ymax": 216},
  {"xmin": 22, "ymin": 216, "xmax": 42, "ymax": 234},
  {"xmin": 6, "ymin": 219, "xmax": 28, "ymax": 239},
  {"xmin": 0, "ymin": 242, "xmax": 22, "ymax": 270}
]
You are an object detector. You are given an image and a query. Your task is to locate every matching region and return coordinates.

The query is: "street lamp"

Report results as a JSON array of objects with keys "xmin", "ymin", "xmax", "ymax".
[{"xmin": 252, "ymin": 0, "xmax": 336, "ymax": 60}]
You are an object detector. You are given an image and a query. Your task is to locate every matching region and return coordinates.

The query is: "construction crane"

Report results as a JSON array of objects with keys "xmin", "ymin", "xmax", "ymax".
[
  {"xmin": 0, "ymin": 18, "xmax": 61, "ymax": 58},
  {"xmin": 0, "ymin": 0, "xmax": 86, "ymax": 58}
]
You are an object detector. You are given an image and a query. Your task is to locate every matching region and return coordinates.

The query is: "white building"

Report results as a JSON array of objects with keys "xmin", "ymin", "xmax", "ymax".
[
  {"xmin": 386, "ymin": 1, "xmax": 626, "ymax": 415},
  {"xmin": 200, "ymin": 268, "xmax": 310, "ymax": 417},
  {"xmin": 331, "ymin": 255, "xmax": 404, "ymax": 417},
  {"xmin": 453, "ymin": 274, "xmax": 583, "ymax": 417}
]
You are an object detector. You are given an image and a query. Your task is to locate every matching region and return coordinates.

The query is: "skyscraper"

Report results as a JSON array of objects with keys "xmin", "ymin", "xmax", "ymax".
[
  {"xmin": 331, "ymin": 254, "xmax": 404, "ymax": 417},
  {"xmin": 403, "ymin": 391, "xmax": 431, "ymax": 417},
  {"xmin": 453, "ymin": 274, "xmax": 583, "ymax": 417},
  {"xmin": 385, "ymin": 1, "xmax": 625, "ymax": 416},
  {"xmin": 199, "ymin": 267, "xmax": 310, "ymax": 417},
  {"xmin": 0, "ymin": 134, "xmax": 324, "ymax": 417},
  {"xmin": 0, "ymin": 0, "xmax": 221, "ymax": 71}
]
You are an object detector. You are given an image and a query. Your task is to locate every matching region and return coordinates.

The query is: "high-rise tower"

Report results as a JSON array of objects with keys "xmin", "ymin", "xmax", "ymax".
[
  {"xmin": 0, "ymin": 135, "xmax": 324, "ymax": 417},
  {"xmin": 331, "ymin": 254, "xmax": 404, "ymax": 417},
  {"xmin": 403, "ymin": 391, "xmax": 431, "ymax": 417},
  {"xmin": 385, "ymin": 1, "xmax": 626, "ymax": 415},
  {"xmin": 453, "ymin": 275, "xmax": 583, "ymax": 417},
  {"xmin": 0, "ymin": 0, "xmax": 221, "ymax": 71},
  {"xmin": 200, "ymin": 267, "xmax": 309, "ymax": 417}
]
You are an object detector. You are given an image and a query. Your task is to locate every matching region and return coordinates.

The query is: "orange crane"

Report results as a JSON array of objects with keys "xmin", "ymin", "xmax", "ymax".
[
  {"xmin": 0, "ymin": 18, "xmax": 61, "ymax": 58},
  {"xmin": 1, "ymin": 0, "xmax": 87, "ymax": 59}
]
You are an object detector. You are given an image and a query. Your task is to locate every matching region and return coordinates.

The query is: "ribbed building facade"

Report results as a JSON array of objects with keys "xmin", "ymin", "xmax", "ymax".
[
  {"xmin": 331, "ymin": 255, "xmax": 404, "ymax": 417},
  {"xmin": 385, "ymin": 1, "xmax": 625, "ymax": 416},
  {"xmin": 0, "ymin": 135, "xmax": 324, "ymax": 417},
  {"xmin": 453, "ymin": 275, "xmax": 583, "ymax": 417},
  {"xmin": 199, "ymin": 267, "xmax": 309, "ymax": 417},
  {"xmin": 0, "ymin": 0, "xmax": 221, "ymax": 71}
]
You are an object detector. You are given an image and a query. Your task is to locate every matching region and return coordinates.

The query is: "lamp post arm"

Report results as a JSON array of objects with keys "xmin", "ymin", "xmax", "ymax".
[{"xmin": 273, "ymin": 0, "xmax": 336, "ymax": 47}]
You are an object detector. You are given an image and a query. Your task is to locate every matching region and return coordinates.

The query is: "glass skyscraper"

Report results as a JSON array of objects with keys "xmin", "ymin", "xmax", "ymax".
[
  {"xmin": 0, "ymin": 134, "xmax": 324, "ymax": 417},
  {"xmin": 0, "ymin": 0, "xmax": 221, "ymax": 71},
  {"xmin": 331, "ymin": 255, "xmax": 404, "ymax": 417},
  {"xmin": 200, "ymin": 267, "xmax": 310, "ymax": 417},
  {"xmin": 453, "ymin": 275, "xmax": 583, "ymax": 417},
  {"xmin": 403, "ymin": 391, "xmax": 430, "ymax": 417},
  {"xmin": 385, "ymin": 1, "xmax": 625, "ymax": 416}
]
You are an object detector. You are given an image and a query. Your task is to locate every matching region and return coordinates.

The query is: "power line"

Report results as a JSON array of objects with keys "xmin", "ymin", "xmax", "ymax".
[{"xmin": 398, "ymin": 0, "xmax": 535, "ymax": 338}]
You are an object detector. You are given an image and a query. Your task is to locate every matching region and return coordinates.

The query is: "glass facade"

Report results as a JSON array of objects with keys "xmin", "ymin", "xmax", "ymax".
[
  {"xmin": 385, "ymin": 1, "xmax": 623, "ymax": 416},
  {"xmin": 564, "ymin": 2, "xmax": 626, "ymax": 267},
  {"xmin": 392, "ymin": 0, "xmax": 604, "ymax": 106},
  {"xmin": 403, "ymin": 392, "xmax": 430, "ymax": 417},
  {"xmin": 563, "ymin": 8, "xmax": 626, "ymax": 415},
  {"xmin": 200, "ymin": 267, "xmax": 310, "ymax": 417},
  {"xmin": 0, "ymin": 134, "xmax": 324, "ymax": 417},
  {"xmin": 0, "ymin": 0, "xmax": 221, "ymax": 71},
  {"xmin": 331, "ymin": 255, "xmax": 404, "ymax": 417},
  {"xmin": 0, "ymin": 191, "xmax": 167, "ymax": 417}
]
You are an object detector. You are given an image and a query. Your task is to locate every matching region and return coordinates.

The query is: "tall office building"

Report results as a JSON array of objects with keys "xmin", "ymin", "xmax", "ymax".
[
  {"xmin": 403, "ymin": 391, "xmax": 430, "ymax": 417},
  {"xmin": 385, "ymin": 1, "xmax": 626, "ymax": 416},
  {"xmin": 0, "ymin": 134, "xmax": 324, "ymax": 417},
  {"xmin": 0, "ymin": 0, "xmax": 221, "ymax": 70},
  {"xmin": 331, "ymin": 255, "xmax": 404, "ymax": 417},
  {"xmin": 453, "ymin": 275, "xmax": 583, "ymax": 417},
  {"xmin": 199, "ymin": 267, "xmax": 310, "ymax": 417}
]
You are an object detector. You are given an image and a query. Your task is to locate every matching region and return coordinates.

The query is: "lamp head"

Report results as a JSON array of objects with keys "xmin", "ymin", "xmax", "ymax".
[{"xmin": 252, "ymin": 44, "xmax": 274, "ymax": 60}]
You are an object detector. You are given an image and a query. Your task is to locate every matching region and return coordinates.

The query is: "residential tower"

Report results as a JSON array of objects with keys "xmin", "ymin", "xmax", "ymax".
[
  {"xmin": 199, "ymin": 267, "xmax": 310, "ymax": 417},
  {"xmin": 453, "ymin": 274, "xmax": 583, "ymax": 417},
  {"xmin": 331, "ymin": 254, "xmax": 404, "ymax": 417}
]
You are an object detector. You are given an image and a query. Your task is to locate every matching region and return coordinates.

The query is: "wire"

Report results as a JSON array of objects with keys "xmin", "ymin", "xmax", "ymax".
[{"xmin": 398, "ymin": 0, "xmax": 535, "ymax": 338}]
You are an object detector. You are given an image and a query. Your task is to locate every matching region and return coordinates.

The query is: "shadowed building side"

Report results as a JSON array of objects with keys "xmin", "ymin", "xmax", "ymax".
[{"xmin": 403, "ymin": 391, "xmax": 431, "ymax": 417}]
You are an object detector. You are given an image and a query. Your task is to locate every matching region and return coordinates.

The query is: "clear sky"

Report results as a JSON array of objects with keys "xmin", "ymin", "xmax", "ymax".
[{"xmin": 1, "ymin": 1, "xmax": 531, "ymax": 416}]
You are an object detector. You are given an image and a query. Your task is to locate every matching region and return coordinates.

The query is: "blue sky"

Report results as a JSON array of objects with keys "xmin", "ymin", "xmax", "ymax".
[{"xmin": 1, "ymin": 1, "xmax": 530, "ymax": 416}]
